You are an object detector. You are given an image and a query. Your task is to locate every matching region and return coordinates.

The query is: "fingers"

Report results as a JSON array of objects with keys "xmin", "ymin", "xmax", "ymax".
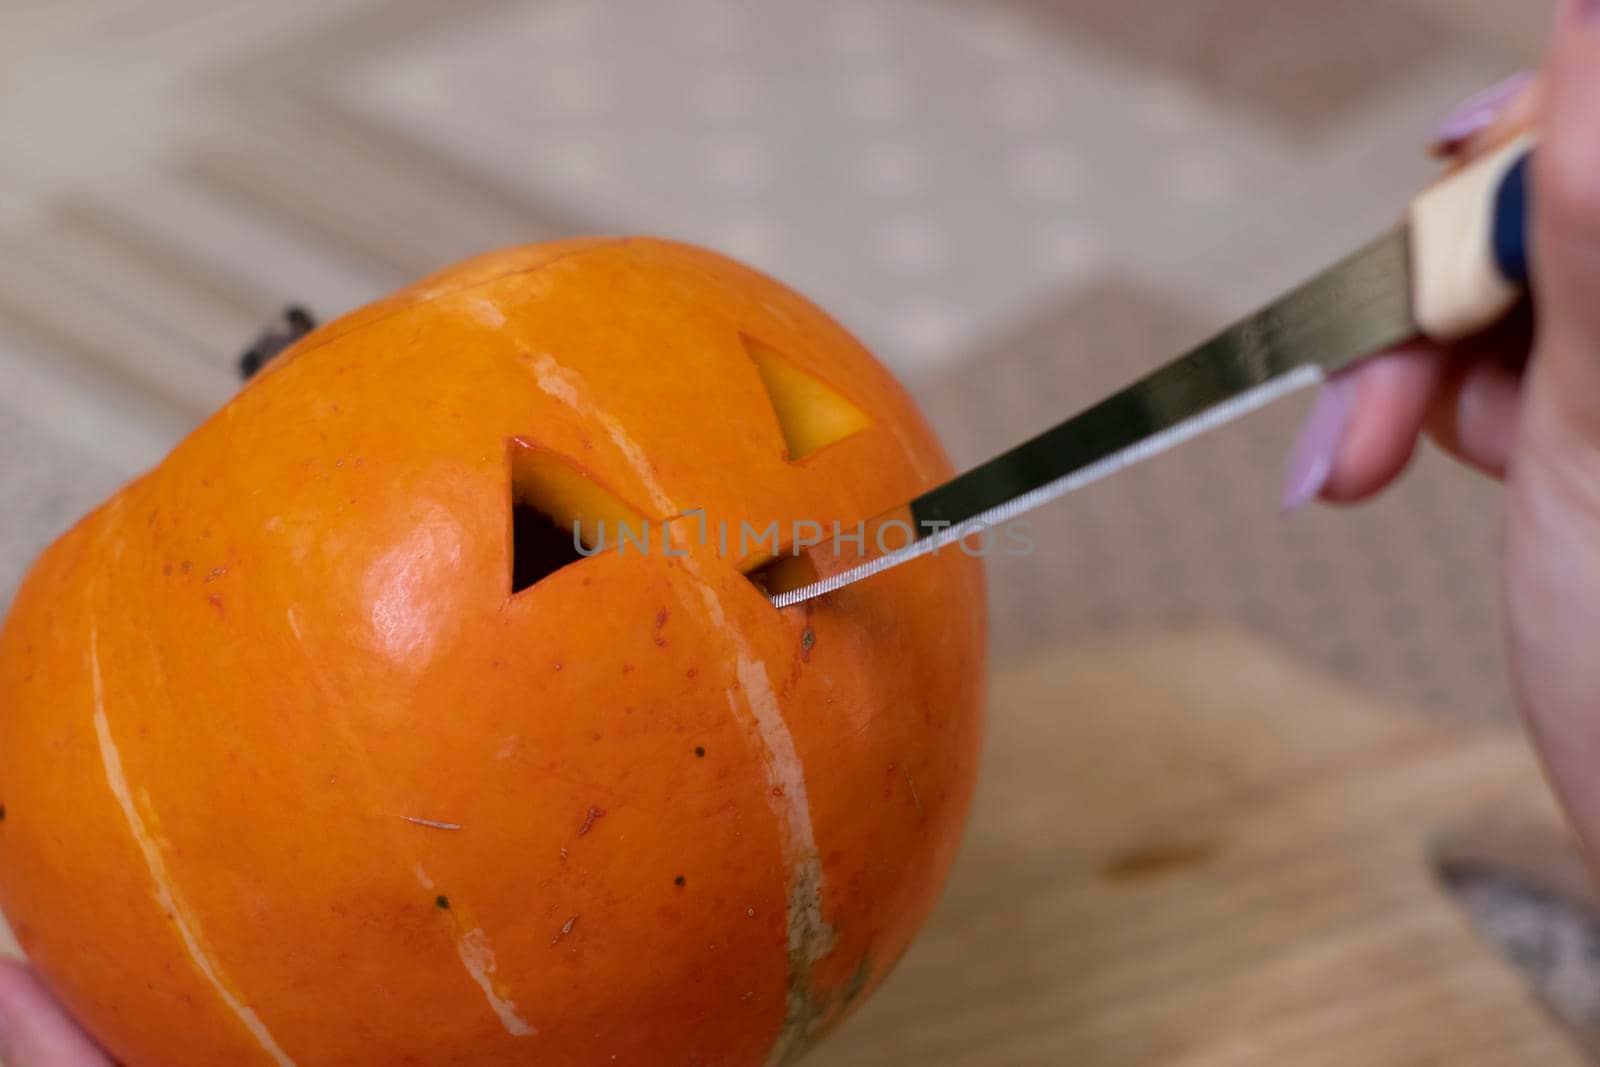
[
  {"xmin": 1281, "ymin": 345, "xmax": 1446, "ymax": 510},
  {"xmin": 1284, "ymin": 309, "xmax": 1534, "ymax": 506},
  {"xmin": 0, "ymin": 962, "xmax": 113, "ymax": 1067},
  {"xmin": 1424, "ymin": 359, "xmax": 1523, "ymax": 478},
  {"xmin": 1430, "ymin": 71, "xmax": 1541, "ymax": 159},
  {"xmin": 1281, "ymin": 64, "xmax": 1545, "ymax": 510},
  {"xmin": 1315, "ymin": 346, "xmax": 1449, "ymax": 503}
]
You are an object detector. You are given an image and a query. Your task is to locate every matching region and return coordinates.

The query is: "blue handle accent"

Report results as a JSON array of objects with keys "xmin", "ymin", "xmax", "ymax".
[{"xmin": 1492, "ymin": 150, "xmax": 1532, "ymax": 286}]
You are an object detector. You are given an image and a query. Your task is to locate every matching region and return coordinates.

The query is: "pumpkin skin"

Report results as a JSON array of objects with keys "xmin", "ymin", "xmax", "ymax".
[{"xmin": 0, "ymin": 238, "xmax": 985, "ymax": 1066}]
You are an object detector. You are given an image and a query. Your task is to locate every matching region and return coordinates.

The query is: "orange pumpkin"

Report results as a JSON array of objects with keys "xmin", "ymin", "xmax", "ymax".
[{"xmin": 0, "ymin": 238, "xmax": 985, "ymax": 1066}]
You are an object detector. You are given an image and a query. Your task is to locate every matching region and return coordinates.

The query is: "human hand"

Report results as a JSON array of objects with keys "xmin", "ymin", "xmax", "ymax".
[
  {"xmin": 1281, "ymin": 1, "xmax": 1600, "ymax": 853},
  {"xmin": 0, "ymin": 962, "xmax": 110, "ymax": 1066}
]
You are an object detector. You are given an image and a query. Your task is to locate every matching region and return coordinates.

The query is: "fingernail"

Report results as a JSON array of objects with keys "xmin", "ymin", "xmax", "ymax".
[
  {"xmin": 1568, "ymin": 0, "xmax": 1600, "ymax": 24},
  {"xmin": 1280, "ymin": 375, "xmax": 1354, "ymax": 514},
  {"xmin": 1431, "ymin": 71, "xmax": 1534, "ymax": 150}
]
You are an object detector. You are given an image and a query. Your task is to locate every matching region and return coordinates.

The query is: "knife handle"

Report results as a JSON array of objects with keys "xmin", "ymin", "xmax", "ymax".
[{"xmin": 1409, "ymin": 132, "xmax": 1536, "ymax": 343}]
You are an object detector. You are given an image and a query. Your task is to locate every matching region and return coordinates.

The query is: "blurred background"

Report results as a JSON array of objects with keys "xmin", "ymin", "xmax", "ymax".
[
  {"xmin": 3, "ymin": 0, "xmax": 1587, "ymax": 1059},
  {"xmin": 0, "ymin": 0, "xmax": 1544, "ymax": 726}
]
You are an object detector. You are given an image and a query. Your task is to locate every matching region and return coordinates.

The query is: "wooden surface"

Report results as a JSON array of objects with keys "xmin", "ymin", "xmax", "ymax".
[{"xmin": 818, "ymin": 627, "xmax": 1588, "ymax": 1065}]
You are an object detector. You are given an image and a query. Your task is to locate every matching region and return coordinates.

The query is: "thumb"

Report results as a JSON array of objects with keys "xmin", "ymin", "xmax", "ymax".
[
  {"xmin": 0, "ymin": 962, "xmax": 112, "ymax": 1067},
  {"xmin": 1528, "ymin": 0, "xmax": 1600, "ymax": 438},
  {"xmin": 1502, "ymin": 0, "xmax": 1600, "ymax": 866}
]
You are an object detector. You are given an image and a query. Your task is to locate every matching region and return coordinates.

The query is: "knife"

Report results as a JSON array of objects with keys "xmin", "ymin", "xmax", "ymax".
[{"xmin": 770, "ymin": 133, "xmax": 1538, "ymax": 609}]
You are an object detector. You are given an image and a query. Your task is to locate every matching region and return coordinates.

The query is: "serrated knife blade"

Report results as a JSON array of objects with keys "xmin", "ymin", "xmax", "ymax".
[{"xmin": 769, "ymin": 132, "xmax": 1539, "ymax": 609}]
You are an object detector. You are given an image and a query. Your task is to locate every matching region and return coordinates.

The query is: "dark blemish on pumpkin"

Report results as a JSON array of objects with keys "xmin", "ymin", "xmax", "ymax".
[
  {"xmin": 207, "ymin": 595, "xmax": 224, "ymax": 616},
  {"xmin": 655, "ymin": 608, "xmax": 669, "ymax": 630},
  {"xmin": 550, "ymin": 915, "xmax": 578, "ymax": 946},
  {"xmin": 621, "ymin": 663, "xmax": 634, "ymax": 675},
  {"xmin": 801, "ymin": 628, "xmax": 815, "ymax": 663},
  {"xmin": 654, "ymin": 636, "xmax": 668, "ymax": 648},
  {"xmin": 200, "ymin": 479, "xmax": 210, "ymax": 489},
  {"xmin": 203, "ymin": 567, "xmax": 225, "ymax": 583},
  {"xmin": 686, "ymin": 667, "xmax": 698, "ymax": 679},
  {"xmin": 162, "ymin": 563, "xmax": 173, "ymax": 576},
  {"xmin": 435, "ymin": 895, "xmax": 451, "ymax": 910},
  {"xmin": 590, "ymin": 732, "xmax": 601, "ymax": 742},
  {"xmin": 180, "ymin": 561, "xmax": 192, "ymax": 575},
  {"xmin": 577, "ymin": 806, "xmax": 606, "ymax": 836},
  {"xmin": 674, "ymin": 875, "xmax": 686, "ymax": 887},
  {"xmin": 770, "ymin": 785, "xmax": 785, "ymax": 799},
  {"xmin": 1101, "ymin": 839, "xmax": 1220, "ymax": 884},
  {"xmin": 335, "ymin": 458, "xmax": 344, "ymax": 468},
  {"xmin": 582, "ymin": 576, "xmax": 593, "ymax": 587},
  {"xmin": 694, "ymin": 746, "xmax": 706, "ymax": 758},
  {"xmin": 0, "ymin": 804, "xmax": 7, "ymax": 822}
]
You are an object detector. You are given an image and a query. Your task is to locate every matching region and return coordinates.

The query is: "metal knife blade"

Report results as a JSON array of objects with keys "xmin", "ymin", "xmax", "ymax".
[{"xmin": 769, "ymin": 227, "xmax": 1416, "ymax": 609}]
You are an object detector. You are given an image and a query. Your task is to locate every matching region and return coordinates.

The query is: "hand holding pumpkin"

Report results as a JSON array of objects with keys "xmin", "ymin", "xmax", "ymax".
[{"xmin": 0, "ymin": 962, "xmax": 109, "ymax": 1066}]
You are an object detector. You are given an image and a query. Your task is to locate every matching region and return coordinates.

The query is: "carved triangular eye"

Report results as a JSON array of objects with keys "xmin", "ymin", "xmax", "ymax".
[
  {"xmin": 742, "ymin": 334, "xmax": 869, "ymax": 461},
  {"xmin": 508, "ymin": 439, "xmax": 648, "ymax": 594}
]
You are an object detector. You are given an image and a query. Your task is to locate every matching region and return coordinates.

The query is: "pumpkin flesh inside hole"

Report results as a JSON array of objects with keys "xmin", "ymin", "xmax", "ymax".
[
  {"xmin": 742, "ymin": 333, "xmax": 870, "ymax": 461},
  {"xmin": 745, "ymin": 552, "xmax": 818, "ymax": 599},
  {"xmin": 509, "ymin": 439, "xmax": 648, "ymax": 594}
]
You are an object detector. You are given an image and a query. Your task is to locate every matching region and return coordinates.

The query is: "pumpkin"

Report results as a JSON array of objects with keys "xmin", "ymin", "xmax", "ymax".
[{"xmin": 0, "ymin": 238, "xmax": 986, "ymax": 1066}]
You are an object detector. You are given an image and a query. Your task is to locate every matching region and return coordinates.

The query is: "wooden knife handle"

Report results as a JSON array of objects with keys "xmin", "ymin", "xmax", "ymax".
[{"xmin": 1409, "ymin": 132, "xmax": 1536, "ymax": 342}]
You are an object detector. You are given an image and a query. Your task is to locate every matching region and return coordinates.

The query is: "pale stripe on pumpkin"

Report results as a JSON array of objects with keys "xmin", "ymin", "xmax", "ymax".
[
  {"xmin": 88, "ymin": 624, "xmax": 298, "ymax": 1067},
  {"xmin": 528, "ymin": 352, "xmax": 836, "ymax": 1061},
  {"xmin": 696, "ymin": 587, "xmax": 836, "ymax": 1067},
  {"xmin": 413, "ymin": 865, "xmax": 536, "ymax": 1039}
]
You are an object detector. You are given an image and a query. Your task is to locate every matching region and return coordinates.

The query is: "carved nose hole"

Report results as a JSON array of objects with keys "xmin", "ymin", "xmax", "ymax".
[
  {"xmin": 511, "ymin": 503, "xmax": 583, "ymax": 594},
  {"xmin": 508, "ymin": 438, "xmax": 648, "ymax": 596},
  {"xmin": 746, "ymin": 553, "xmax": 817, "ymax": 598}
]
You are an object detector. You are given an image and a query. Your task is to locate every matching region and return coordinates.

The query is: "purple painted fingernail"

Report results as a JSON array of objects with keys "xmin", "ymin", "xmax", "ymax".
[
  {"xmin": 1431, "ymin": 71, "xmax": 1533, "ymax": 149},
  {"xmin": 1280, "ymin": 375, "xmax": 1354, "ymax": 514},
  {"xmin": 1570, "ymin": 0, "xmax": 1600, "ymax": 24}
]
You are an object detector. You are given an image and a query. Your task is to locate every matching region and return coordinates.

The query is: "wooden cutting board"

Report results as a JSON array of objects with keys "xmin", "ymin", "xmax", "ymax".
[{"xmin": 818, "ymin": 626, "xmax": 1591, "ymax": 1066}]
